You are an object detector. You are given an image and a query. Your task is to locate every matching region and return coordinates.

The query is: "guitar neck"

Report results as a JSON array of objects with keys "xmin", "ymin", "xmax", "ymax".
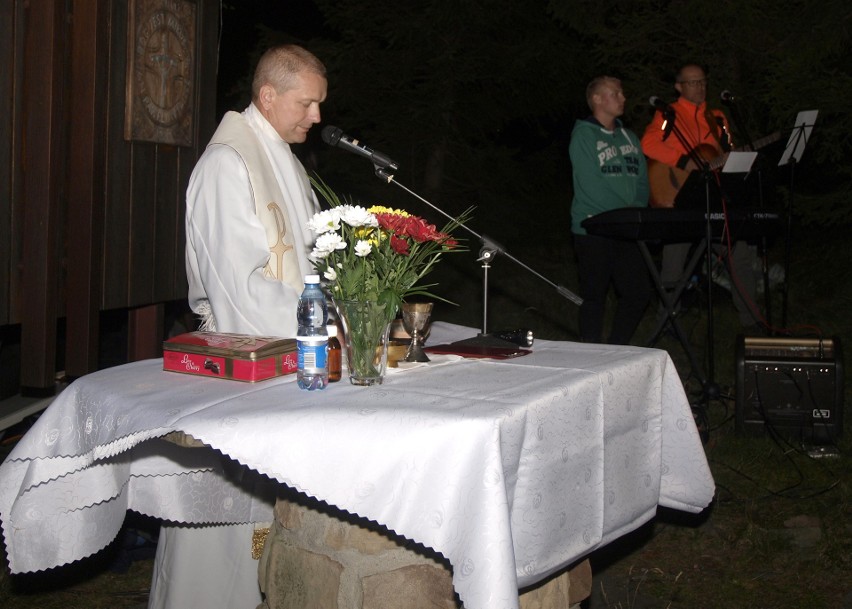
[
  {"xmin": 708, "ymin": 131, "xmax": 781, "ymax": 171},
  {"xmin": 742, "ymin": 131, "xmax": 781, "ymax": 152}
]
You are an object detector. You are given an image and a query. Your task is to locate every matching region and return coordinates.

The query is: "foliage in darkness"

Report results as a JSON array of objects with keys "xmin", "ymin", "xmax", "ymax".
[{"xmin": 231, "ymin": 0, "xmax": 852, "ymax": 233}]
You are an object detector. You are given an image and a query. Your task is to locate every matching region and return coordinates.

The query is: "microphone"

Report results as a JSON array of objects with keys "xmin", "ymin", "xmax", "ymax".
[
  {"xmin": 662, "ymin": 116, "xmax": 675, "ymax": 142},
  {"xmin": 650, "ymin": 97, "xmax": 676, "ymax": 141},
  {"xmin": 321, "ymin": 125, "xmax": 399, "ymax": 170},
  {"xmin": 649, "ymin": 96, "xmax": 672, "ymax": 112},
  {"xmin": 720, "ymin": 90, "xmax": 736, "ymax": 104}
]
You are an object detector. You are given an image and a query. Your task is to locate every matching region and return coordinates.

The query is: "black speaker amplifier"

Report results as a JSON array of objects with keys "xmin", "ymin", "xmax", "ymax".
[{"xmin": 735, "ymin": 336, "xmax": 843, "ymax": 444}]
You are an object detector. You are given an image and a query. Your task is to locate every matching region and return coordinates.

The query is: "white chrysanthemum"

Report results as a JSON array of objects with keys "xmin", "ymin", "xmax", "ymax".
[
  {"xmin": 339, "ymin": 205, "xmax": 378, "ymax": 228},
  {"xmin": 354, "ymin": 240, "xmax": 372, "ymax": 257},
  {"xmin": 313, "ymin": 232, "xmax": 347, "ymax": 256},
  {"xmin": 307, "ymin": 209, "xmax": 341, "ymax": 234},
  {"xmin": 323, "ymin": 267, "xmax": 337, "ymax": 281}
]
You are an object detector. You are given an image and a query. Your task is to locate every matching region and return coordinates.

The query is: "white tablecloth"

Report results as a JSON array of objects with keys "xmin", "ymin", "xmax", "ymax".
[{"xmin": 0, "ymin": 323, "xmax": 714, "ymax": 609}]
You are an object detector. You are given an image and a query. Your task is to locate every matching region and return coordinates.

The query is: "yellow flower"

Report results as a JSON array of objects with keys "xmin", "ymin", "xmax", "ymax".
[
  {"xmin": 309, "ymin": 175, "xmax": 472, "ymax": 307},
  {"xmin": 367, "ymin": 205, "xmax": 410, "ymax": 217}
]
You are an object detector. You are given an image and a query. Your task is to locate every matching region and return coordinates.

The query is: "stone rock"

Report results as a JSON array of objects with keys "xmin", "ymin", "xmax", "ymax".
[
  {"xmin": 259, "ymin": 491, "xmax": 590, "ymax": 609},
  {"xmin": 362, "ymin": 564, "xmax": 457, "ymax": 609}
]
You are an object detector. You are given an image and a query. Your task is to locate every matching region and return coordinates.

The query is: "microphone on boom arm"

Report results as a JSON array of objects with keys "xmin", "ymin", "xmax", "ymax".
[
  {"xmin": 321, "ymin": 124, "xmax": 585, "ymax": 319},
  {"xmin": 321, "ymin": 125, "xmax": 399, "ymax": 171},
  {"xmin": 649, "ymin": 96, "xmax": 675, "ymax": 141},
  {"xmin": 649, "ymin": 96, "xmax": 672, "ymax": 112}
]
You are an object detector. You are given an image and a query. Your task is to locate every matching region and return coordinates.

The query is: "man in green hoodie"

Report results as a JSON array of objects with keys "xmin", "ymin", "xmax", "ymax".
[{"xmin": 570, "ymin": 75, "xmax": 651, "ymax": 344}]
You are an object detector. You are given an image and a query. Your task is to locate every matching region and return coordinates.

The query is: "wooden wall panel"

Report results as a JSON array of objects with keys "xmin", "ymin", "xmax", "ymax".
[
  {"xmin": 4, "ymin": 0, "xmax": 220, "ymax": 386},
  {"xmin": 65, "ymin": 0, "xmax": 108, "ymax": 377},
  {"xmin": 0, "ymin": 1, "xmax": 24, "ymax": 326},
  {"xmin": 0, "ymin": 1, "xmax": 13, "ymax": 325},
  {"xmin": 102, "ymin": 0, "xmax": 219, "ymax": 313},
  {"xmin": 126, "ymin": 144, "xmax": 158, "ymax": 305},
  {"xmin": 102, "ymin": 0, "xmax": 131, "ymax": 310},
  {"xmin": 173, "ymin": 0, "xmax": 221, "ymax": 298},
  {"xmin": 152, "ymin": 146, "xmax": 180, "ymax": 303},
  {"xmin": 19, "ymin": 0, "xmax": 68, "ymax": 389},
  {"xmin": 174, "ymin": 149, "xmax": 193, "ymax": 297}
]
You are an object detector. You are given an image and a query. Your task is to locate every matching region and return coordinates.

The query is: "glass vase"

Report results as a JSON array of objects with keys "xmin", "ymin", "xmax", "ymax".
[{"xmin": 333, "ymin": 299, "xmax": 397, "ymax": 386}]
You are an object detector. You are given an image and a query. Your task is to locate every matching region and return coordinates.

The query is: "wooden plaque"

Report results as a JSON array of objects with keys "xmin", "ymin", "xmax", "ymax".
[{"xmin": 125, "ymin": 0, "xmax": 196, "ymax": 146}]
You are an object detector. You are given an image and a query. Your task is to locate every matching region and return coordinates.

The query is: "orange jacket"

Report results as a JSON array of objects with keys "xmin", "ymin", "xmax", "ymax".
[{"xmin": 641, "ymin": 97, "xmax": 730, "ymax": 169}]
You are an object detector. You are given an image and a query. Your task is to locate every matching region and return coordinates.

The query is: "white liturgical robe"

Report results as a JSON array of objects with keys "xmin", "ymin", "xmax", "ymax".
[
  {"xmin": 185, "ymin": 102, "xmax": 319, "ymax": 337},
  {"xmin": 151, "ymin": 103, "xmax": 321, "ymax": 609}
]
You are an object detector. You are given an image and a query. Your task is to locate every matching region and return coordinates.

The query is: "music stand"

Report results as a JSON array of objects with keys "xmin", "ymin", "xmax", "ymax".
[
  {"xmin": 648, "ymin": 152, "xmax": 759, "ymax": 398},
  {"xmin": 777, "ymin": 109, "xmax": 819, "ymax": 329},
  {"xmin": 674, "ymin": 164, "xmax": 752, "ymax": 211},
  {"xmin": 673, "ymin": 169, "xmax": 719, "ymax": 210},
  {"xmin": 723, "ymin": 151, "xmax": 758, "ymax": 174}
]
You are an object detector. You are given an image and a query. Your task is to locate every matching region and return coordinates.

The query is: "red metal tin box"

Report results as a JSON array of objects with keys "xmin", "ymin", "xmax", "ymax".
[{"xmin": 163, "ymin": 332, "xmax": 298, "ymax": 382}]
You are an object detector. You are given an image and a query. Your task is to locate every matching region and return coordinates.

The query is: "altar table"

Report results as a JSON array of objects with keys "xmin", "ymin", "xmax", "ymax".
[{"xmin": 0, "ymin": 323, "xmax": 714, "ymax": 609}]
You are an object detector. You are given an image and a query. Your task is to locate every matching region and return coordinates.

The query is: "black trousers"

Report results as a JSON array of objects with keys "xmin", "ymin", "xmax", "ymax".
[{"xmin": 574, "ymin": 233, "xmax": 651, "ymax": 345}]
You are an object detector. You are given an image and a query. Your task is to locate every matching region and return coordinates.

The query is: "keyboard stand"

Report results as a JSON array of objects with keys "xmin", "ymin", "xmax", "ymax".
[{"xmin": 639, "ymin": 239, "xmax": 708, "ymax": 387}]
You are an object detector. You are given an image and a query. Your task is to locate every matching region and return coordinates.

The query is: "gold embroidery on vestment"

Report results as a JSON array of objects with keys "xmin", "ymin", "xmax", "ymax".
[
  {"xmin": 251, "ymin": 527, "xmax": 270, "ymax": 560},
  {"xmin": 263, "ymin": 201, "xmax": 294, "ymax": 279}
]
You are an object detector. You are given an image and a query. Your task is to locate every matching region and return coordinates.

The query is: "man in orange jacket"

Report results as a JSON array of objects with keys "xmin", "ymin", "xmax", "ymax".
[
  {"xmin": 641, "ymin": 63, "xmax": 761, "ymax": 331},
  {"xmin": 642, "ymin": 64, "xmax": 731, "ymax": 200}
]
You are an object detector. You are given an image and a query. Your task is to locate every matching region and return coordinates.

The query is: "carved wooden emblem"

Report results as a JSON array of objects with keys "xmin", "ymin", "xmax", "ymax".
[{"xmin": 125, "ymin": 0, "xmax": 196, "ymax": 146}]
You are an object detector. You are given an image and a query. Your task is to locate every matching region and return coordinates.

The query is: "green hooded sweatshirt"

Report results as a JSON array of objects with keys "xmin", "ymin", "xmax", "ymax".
[{"xmin": 569, "ymin": 117, "xmax": 649, "ymax": 235}]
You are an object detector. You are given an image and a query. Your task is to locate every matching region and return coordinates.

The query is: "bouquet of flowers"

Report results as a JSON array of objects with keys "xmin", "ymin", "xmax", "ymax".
[
  {"xmin": 307, "ymin": 178, "xmax": 470, "ymax": 314},
  {"xmin": 306, "ymin": 177, "xmax": 471, "ymax": 385}
]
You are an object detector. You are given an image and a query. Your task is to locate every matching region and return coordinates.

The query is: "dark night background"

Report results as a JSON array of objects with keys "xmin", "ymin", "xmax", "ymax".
[{"xmin": 214, "ymin": 0, "xmax": 852, "ymax": 338}]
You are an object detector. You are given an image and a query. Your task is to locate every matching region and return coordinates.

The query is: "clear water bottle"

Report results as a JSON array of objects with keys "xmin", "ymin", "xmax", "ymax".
[{"xmin": 296, "ymin": 274, "xmax": 329, "ymax": 390}]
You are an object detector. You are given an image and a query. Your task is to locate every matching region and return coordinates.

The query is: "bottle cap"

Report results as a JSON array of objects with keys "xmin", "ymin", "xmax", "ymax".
[
  {"xmin": 304, "ymin": 274, "xmax": 320, "ymax": 284},
  {"xmin": 327, "ymin": 323, "xmax": 338, "ymax": 338}
]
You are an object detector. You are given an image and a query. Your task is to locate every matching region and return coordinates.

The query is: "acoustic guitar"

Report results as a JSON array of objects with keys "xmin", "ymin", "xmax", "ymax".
[{"xmin": 647, "ymin": 132, "xmax": 781, "ymax": 208}]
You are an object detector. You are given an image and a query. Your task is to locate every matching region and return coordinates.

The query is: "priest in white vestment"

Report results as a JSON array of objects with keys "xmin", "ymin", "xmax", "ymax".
[{"xmin": 148, "ymin": 44, "xmax": 328, "ymax": 609}]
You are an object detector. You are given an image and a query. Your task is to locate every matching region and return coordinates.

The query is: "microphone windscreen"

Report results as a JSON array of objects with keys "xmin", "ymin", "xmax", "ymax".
[
  {"xmin": 649, "ymin": 96, "xmax": 668, "ymax": 109},
  {"xmin": 321, "ymin": 125, "xmax": 343, "ymax": 146}
]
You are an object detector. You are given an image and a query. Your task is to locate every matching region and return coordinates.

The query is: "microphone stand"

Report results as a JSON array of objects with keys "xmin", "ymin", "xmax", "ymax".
[
  {"xmin": 372, "ymin": 164, "xmax": 583, "ymax": 342},
  {"xmin": 725, "ymin": 98, "xmax": 772, "ymax": 329},
  {"xmin": 664, "ymin": 115, "xmax": 722, "ymax": 403},
  {"xmin": 777, "ymin": 118, "xmax": 813, "ymax": 330},
  {"xmin": 780, "ymin": 155, "xmax": 797, "ymax": 330}
]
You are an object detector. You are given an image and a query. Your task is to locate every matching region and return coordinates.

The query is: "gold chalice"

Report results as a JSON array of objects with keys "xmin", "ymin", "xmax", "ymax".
[{"xmin": 401, "ymin": 302, "xmax": 433, "ymax": 362}]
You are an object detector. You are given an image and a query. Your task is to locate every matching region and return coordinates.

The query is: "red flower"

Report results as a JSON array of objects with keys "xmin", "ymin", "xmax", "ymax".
[
  {"xmin": 390, "ymin": 234, "xmax": 410, "ymax": 255},
  {"xmin": 374, "ymin": 211, "xmax": 453, "ymax": 251},
  {"xmin": 375, "ymin": 213, "xmax": 405, "ymax": 234},
  {"xmin": 405, "ymin": 217, "xmax": 439, "ymax": 242}
]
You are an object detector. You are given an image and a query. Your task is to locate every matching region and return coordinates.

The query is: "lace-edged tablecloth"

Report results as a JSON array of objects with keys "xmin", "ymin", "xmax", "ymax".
[{"xmin": 0, "ymin": 323, "xmax": 714, "ymax": 609}]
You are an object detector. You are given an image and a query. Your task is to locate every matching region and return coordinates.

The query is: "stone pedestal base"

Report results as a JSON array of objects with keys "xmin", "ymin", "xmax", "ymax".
[{"xmin": 257, "ymin": 492, "xmax": 591, "ymax": 609}]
